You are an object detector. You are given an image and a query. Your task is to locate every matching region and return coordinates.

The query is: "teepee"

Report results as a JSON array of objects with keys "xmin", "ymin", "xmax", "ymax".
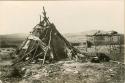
[{"xmin": 14, "ymin": 7, "xmax": 85, "ymax": 65}]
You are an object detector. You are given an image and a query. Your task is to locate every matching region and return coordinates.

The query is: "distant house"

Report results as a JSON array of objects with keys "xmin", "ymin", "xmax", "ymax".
[{"xmin": 86, "ymin": 30, "xmax": 122, "ymax": 45}]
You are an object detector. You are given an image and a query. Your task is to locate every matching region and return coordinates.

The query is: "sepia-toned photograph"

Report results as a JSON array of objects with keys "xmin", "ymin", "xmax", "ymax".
[{"xmin": 0, "ymin": 0, "xmax": 124, "ymax": 83}]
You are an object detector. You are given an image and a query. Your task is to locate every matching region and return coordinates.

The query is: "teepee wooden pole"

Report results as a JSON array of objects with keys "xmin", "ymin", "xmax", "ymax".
[
  {"xmin": 42, "ymin": 29, "xmax": 52, "ymax": 65},
  {"xmin": 31, "ymin": 41, "xmax": 40, "ymax": 61}
]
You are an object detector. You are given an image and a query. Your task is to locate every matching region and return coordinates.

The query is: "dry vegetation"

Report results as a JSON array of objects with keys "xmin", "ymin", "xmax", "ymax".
[
  {"xmin": 0, "ymin": 47, "xmax": 125, "ymax": 83},
  {"xmin": 75, "ymin": 45, "xmax": 124, "ymax": 63}
]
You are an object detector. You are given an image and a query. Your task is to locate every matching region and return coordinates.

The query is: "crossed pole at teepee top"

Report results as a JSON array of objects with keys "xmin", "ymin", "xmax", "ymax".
[{"xmin": 39, "ymin": 6, "xmax": 50, "ymax": 25}]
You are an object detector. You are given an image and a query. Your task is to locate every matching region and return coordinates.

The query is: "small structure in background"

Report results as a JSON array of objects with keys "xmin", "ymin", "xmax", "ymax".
[{"xmin": 86, "ymin": 30, "xmax": 122, "ymax": 62}]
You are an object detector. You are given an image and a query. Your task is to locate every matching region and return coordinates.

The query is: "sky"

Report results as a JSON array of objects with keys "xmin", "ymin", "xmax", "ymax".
[{"xmin": 0, "ymin": 0, "xmax": 124, "ymax": 34}]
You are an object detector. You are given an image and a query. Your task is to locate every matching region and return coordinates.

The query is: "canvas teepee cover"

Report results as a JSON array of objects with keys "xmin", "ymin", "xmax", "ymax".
[{"xmin": 14, "ymin": 7, "xmax": 85, "ymax": 65}]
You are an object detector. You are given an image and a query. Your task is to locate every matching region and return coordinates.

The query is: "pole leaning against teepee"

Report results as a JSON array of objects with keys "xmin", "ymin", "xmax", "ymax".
[{"xmin": 42, "ymin": 29, "xmax": 53, "ymax": 64}]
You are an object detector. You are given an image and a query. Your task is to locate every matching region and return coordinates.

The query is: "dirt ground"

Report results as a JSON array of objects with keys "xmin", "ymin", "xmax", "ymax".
[
  {"xmin": 0, "ymin": 48, "xmax": 125, "ymax": 83},
  {"xmin": 12, "ymin": 61, "xmax": 124, "ymax": 83}
]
